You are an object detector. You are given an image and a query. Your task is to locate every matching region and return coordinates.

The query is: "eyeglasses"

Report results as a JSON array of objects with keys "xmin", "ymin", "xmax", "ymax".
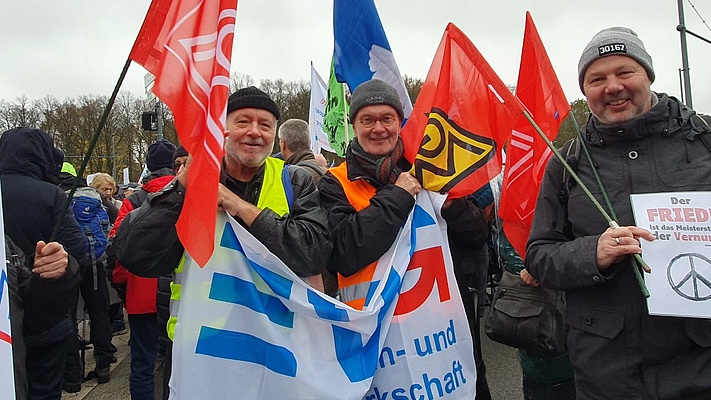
[
  {"xmin": 358, "ymin": 115, "xmax": 397, "ymax": 128},
  {"xmin": 173, "ymin": 161, "xmax": 185, "ymax": 170}
]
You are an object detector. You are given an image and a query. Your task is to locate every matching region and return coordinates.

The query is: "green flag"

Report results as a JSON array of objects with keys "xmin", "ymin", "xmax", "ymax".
[{"xmin": 322, "ymin": 59, "xmax": 353, "ymax": 157}]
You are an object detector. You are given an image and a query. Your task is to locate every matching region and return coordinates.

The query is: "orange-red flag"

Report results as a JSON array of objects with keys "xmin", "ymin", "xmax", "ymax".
[
  {"xmin": 401, "ymin": 23, "xmax": 523, "ymax": 199},
  {"xmin": 499, "ymin": 11, "xmax": 570, "ymax": 258},
  {"xmin": 129, "ymin": 0, "xmax": 238, "ymax": 266}
]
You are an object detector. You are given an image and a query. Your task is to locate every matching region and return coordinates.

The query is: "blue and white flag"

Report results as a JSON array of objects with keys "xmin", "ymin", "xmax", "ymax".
[
  {"xmin": 308, "ymin": 63, "xmax": 335, "ymax": 154},
  {"xmin": 333, "ymin": 0, "xmax": 413, "ymax": 120},
  {"xmin": 170, "ymin": 191, "xmax": 476, "ymax": 399}
]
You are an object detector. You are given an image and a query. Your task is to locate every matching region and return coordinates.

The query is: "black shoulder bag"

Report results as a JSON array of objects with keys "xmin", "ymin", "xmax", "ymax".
[{"xmin": 484, "ymin": 269, "xmax": 567, "ymax": 356}]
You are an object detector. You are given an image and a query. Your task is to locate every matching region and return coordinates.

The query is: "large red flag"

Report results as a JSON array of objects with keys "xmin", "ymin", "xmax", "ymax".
[
  {"xmin": 499, "ymin": 11, "xmax": 570, "ymax": 258},
  {"xmin": 129, "ymin": 0, "xmax": 238, "ymax": 266},
  {"xmin": 401, "ymin": 23, "xmax": 523, "ymax": 199}
]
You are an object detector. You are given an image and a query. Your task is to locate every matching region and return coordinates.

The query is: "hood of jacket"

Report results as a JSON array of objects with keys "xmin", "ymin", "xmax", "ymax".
[
  {"xmin": 142, "ymin": 167, "xmax": 175, "ymax": 193},
  {"xmin": 0, "ymin": 127, "xmax": 64, "ymax": 184}
]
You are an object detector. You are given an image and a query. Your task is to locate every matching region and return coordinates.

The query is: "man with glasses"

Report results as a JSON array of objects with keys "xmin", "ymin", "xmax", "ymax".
[{"xmin": 318, "ymin": 79, "xmax": 492, "ymax": 398}]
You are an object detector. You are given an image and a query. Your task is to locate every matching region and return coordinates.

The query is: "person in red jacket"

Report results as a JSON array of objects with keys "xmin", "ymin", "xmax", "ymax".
[{"xmin": 111, "ymin": 138, "xmax": 176, "ymax": 400}]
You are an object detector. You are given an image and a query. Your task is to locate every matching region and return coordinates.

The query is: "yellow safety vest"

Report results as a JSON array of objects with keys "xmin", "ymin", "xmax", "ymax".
[{"xmin": 167, "ymin": 157, "xmax": 291, "ymax": 340}]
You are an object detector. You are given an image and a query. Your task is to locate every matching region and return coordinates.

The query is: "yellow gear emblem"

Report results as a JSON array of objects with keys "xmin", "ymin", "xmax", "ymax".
[{"xmin": 412, "ymin": 107, "xmax": 496, "ymax": 192}]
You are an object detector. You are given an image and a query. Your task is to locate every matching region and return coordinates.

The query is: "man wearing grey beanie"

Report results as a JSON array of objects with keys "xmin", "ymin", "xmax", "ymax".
[
  {"xmin": 318, "ymin": 79, "xmax": 493, "ymax": 398},
  {"xmin": 526, "ymin": 27, "xmax": 711, "ymax": 399}
]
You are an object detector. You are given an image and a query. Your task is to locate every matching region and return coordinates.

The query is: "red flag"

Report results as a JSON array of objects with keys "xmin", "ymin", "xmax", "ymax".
[
  {"xmin": 129, "ymin": 0, "xmax": 238, "ymax": 266},
  {"xmin": 401, "ymin": 23, "xmax": 523, "ymax": 199},
  {"xmin": 499, "ymin": 11, "xmax": 570, "ymax": 258}
]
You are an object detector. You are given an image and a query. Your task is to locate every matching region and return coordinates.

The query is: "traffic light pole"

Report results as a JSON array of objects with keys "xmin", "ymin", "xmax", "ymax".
[{"xmin": 155, "ymin": 101, "xmax": 164, "ymax": 140}]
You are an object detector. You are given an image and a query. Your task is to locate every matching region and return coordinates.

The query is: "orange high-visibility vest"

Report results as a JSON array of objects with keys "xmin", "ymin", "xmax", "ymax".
[{"xmin": 329, "ymin": 163, "xmax": 380, "ymax": 310}]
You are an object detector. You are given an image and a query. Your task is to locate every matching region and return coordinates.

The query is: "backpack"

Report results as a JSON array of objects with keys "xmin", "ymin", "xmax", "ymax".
[{"xmin": 70, "ymin": 193, "xmax": 111, "ymax": 260}]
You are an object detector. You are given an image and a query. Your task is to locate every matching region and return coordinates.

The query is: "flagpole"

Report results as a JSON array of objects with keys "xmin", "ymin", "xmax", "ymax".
[
  {"xmin": 522, "ymin": 110, "xmax": 650, "ymax": 297},
  {"xmin": 51, "ymin": 58, "xmax": 133, "ymax": 241},
  {"xmin": 341, "ymin": 82, "xmax": 349, "ymax": 143}
]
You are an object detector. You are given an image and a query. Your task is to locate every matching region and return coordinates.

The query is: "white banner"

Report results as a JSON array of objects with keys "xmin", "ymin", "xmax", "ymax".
[
  {"xmin": 308, "ymin": 63, "xmax": 335, "ymax": 155},
  {"xmin": 0, "ymin": 179, "xmax": 16, "ymax": 400},
  {"xmin": 170, "ymin": 191, "xmax": 476, "ymax": 399},
  {"xmin": 631, "ymin": 191, "xmax": 711, "ymax": 318}
]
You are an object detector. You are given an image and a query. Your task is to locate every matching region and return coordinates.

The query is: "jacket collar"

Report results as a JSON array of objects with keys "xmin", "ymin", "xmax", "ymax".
[{"xmin": 586, "ymin": 92, "xmax": 672, "ymax": 145}]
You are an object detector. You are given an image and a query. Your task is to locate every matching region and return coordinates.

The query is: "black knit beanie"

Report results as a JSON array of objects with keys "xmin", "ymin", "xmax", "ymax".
[
  {"xmin": 173, "ymin": 145, "xmax": 188, "ymax": 160},
  {"xmin": 146, "ymin": 139, "xmax": 177, "ymax": 172},
  {"xmin": 227, "ymin": 86, "xmax": 280, "ymax": 119}
]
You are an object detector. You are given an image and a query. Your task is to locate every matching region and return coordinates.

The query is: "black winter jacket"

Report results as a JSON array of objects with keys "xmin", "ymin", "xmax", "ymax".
[
  {"xmin": 526, "ymin": 94, "xmax": 711, "ymax": 399},
  {"xmin": 318, "ymin": 145, "xmax": 489, "ymax": 278},
  {"xmin": 0, "ymin": 127, "xmax": 84, "ymax": 339},
  {"xmin": 113, "ymin": 159, "xmax": 332, "ymax": 278}
]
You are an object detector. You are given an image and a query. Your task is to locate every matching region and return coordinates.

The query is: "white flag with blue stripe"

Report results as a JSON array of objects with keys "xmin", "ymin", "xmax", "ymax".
[
  {"xmin": 170, "ymin": 191, "xmax": 476, "ymax": 399},
  {"xmin": 333, "ymin": 0, "xmax": 413, "ymax": 120}
]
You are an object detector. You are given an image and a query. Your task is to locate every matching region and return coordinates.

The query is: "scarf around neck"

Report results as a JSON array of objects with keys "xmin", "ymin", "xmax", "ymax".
[{"xmin": 349, "ymin": 136, "xmax": 405, "ymax": 186}]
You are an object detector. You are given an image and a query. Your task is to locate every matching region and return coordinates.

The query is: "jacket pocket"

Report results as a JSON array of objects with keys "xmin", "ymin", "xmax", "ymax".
[
  {"xmin": 683, "ymin": 318, "xmax": 711, "ymax": 348},
  {"xmin": 567, "ymin": 305, "xmax": 624, "ymax": 340}
]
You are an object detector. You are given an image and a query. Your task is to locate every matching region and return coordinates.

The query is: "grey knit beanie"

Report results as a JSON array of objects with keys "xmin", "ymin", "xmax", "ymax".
[
  {"xmin": 578, "ymin": 27, "xmax": 654, "ymax": 92},
  {"xmin": 348, "ymin": 79, "xmax": 404, "ymax": 123}
]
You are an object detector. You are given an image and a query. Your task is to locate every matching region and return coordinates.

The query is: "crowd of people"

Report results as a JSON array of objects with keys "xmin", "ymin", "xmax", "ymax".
[{"xmin": 3, "ymin": 26, "xmax": 711, "ymax": 400}]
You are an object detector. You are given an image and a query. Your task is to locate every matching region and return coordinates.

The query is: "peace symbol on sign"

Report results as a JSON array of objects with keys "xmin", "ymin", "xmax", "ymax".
[{"xmin": 666, "ymin": 252, "xmax": 711, "ymax": 302}]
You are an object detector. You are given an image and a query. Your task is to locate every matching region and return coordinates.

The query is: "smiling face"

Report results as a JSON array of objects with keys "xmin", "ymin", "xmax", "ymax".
[
  {"xmin": 352, "ymin": 104, "xmax": 401, "ymax": 157},
  {"xmin": 224, "ymin": 108, "xmax": 277, "ymax": 177},
  {"xmin": 582, "ymin": 55, "xmax": 653, "ymax": 125}
]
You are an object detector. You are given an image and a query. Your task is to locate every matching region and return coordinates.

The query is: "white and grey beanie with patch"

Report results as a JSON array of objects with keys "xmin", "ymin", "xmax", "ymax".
[{"xmin": 577, "ymin": 26, "xmax": 655, "ymax": 92}]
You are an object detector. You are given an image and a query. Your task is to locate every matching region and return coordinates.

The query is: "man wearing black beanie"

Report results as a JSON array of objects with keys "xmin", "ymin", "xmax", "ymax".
[
  {"xmin": 113, "ymin": 86, "xmax": 332, "ymax": 349},
  {"xmin": 117, "ymin": 86, "xmax": 331, "ymax": 275}
]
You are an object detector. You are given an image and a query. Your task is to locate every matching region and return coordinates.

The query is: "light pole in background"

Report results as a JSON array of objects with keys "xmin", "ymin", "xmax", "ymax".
[{"xmin": 677, "ymin": 0, "xmax": 711, "ymax": 110}]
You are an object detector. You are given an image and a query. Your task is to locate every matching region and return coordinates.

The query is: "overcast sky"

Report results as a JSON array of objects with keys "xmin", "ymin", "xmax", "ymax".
[{"xmin": 2, "ymin": 0, "xmax": 711, "ymax": 112}]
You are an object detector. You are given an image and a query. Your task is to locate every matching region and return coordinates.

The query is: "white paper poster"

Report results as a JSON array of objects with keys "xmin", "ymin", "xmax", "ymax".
[{"xmin": 630, "ymin": 191, "xmax": 711, "ymax": 318}]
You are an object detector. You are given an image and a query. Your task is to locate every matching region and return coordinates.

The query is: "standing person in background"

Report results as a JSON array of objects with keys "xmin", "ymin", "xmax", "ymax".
[
  {"xmin": 0, "ymin": 127, "xmax": 86, "ymax": 400},
  {"xmin": 278, "ymin": 118, "xmax": 332, "ymax": 294},
  {"xmin": 90, "ymin": 172, "xmax": 123, "ymax": 220},
  {"xmin": 87, "ymin": 172, "xmax": 126, "ymax": 339},
  {"xmin": 526, "ymin": 27, "xmax": 711, "ymax": 399},
  {"xmin": 7, "ymin": 236, "xmax": 76, "ymax": 400},
  {"xmin": 58, "ymin": 163, "xmax": 116, "ymax": 390},
  {"xmin": 110, "ymin": 138, "xmax": 177, "ymax": 400},
  {"xmin": 156, "ymin": 144, "xmax": 188, "ymax": 400}
]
